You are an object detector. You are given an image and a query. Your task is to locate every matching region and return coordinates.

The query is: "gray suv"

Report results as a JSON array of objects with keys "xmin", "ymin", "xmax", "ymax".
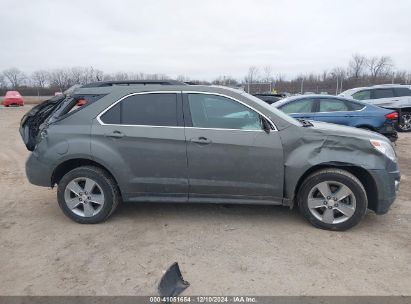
[{"xmin": 20, "ymin": 81, "xmax": 400, "ymax": 230}]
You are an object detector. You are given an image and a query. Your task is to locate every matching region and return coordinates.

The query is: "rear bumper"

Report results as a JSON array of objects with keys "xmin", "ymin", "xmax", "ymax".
[
  {"xmin": 368, "ymin": 167, "xmax": 400, "ymax": 214},
  {"xmin": 25, "ymin": 153, "xmax": 52, "ymax": 187},
  {"xmin": 3, "ymin": 99, "xmax": 24, "ymax": 106}
]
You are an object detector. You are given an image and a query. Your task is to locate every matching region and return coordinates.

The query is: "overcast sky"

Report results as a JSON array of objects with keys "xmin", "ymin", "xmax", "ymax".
[{"xmin": 0, "ymin": 0, "xmax": 410, "ymax": 80}]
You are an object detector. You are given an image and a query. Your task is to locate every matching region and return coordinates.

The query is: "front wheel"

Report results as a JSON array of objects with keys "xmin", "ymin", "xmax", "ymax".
[
  {"xmin": 297, "ymin": 169, "xmax": 367, "ymax": 231},
  {"xmin": 57, "ymin": 166, "xmax": 121, "ymax": 224},
  {"xmin": 396, "ymin": 112, "xmax": 411, "ymax": 132}
]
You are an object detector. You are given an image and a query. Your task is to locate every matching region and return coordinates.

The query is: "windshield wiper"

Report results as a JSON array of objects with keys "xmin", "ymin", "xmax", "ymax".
[{"xmin": 297, "ymin": 119, "xmax": 314, "ymax": 127}]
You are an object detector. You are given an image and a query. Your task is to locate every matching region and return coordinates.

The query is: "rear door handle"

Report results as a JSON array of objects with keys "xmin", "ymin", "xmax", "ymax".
[
  {"xmin": 104, "ymin": 130, "xmax": 124, "ymax": 139},
  {"xmin": 191, "ymin": 136, "xmax": 211, "ymax": 144}
]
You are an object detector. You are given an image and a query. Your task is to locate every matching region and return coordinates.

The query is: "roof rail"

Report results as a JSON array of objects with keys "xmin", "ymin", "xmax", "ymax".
[
  {"xmin": 81, "ymin": 80, "xmax": 186, "ymax": 88},
  {"xmin": 372, "ymin": 83, "xmax": 401, "ymax": 87}
]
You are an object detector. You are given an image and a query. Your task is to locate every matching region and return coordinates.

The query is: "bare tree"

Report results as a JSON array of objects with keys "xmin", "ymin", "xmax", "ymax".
[
  {"xmin": 0, "ymin": 74, "xmax": 6, "ymax": 88},
  {"xmin": 113, "ymin": 72, "xmax": 129, "ymax": 81},
  {"xmin": 3, "ymin": 68, "xmax": 26, "ymax": 88},
  {"xmin": 263, "ymin": 66, "xmax": 273, "ymax": 82},
  {"xmin": 348, "ymin": 54, "xmax": 367, "ymax": 78},
  {"xmin": 48, "ymin": 69, "xmax": 72, "ymax": 92},
  {"xmin": 366, "ymin": 56, "xmax": 393, "ymax": 80},
  {"xmin": 246, "ymin": 66, "xmax": 259, "ymax": 84},
  {"xmin": 31, "ymin": 70, "xmax": 49, "ymax": 88}
]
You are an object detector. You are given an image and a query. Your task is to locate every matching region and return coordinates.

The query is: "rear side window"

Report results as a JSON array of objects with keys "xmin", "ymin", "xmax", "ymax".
[
  {"xmin": 352, "ymin": 90, "xmax": 371, "ymax": 100},
  {"xmin": 319, "ymin": 98, "xmax": 349, "ymax": 112},
  {"xmin": 280, "ymin": 98, "xmax": 316, "ymax": 114},
  {"xmin": 373, "ymin": 89, "xmax": 394, "ymax": 99},
  {"xmin": 394, "ymin": 87, "xmax": 411, "ymax": 97},
  {"xmin": 100, "ymin": 93, "xmax": 178, "ymax": 126}
]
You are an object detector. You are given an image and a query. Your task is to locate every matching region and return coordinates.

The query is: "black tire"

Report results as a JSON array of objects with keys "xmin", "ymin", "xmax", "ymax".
[
  {"xmin": 396, "ymin": 112, "xmax": 411, "ymax": 132},
  {"xmin": 297, "ymin": 168, "xmax": 367, "ymax": 231},
  {"xmin": 57, "ymin": 166, "xmax": 121, "ymax": 224}
]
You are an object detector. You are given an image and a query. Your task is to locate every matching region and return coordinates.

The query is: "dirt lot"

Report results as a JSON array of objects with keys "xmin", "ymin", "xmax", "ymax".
[{"xmin": 0, "ymin": 106, "xmax": 410, "ymax": 296}]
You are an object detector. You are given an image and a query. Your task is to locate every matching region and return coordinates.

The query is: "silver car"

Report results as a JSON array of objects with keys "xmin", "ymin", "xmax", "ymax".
[
  {"xmin": 340, "ymin": 84, "xmax": 411, "ymax": 132},
  {"xmin": 20, "ymin": 81, "xmax": 400, "ymax": 230}
]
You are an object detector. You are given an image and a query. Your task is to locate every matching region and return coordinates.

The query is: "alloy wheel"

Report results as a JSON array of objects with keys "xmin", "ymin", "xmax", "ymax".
[
  {"xmin": 307, "ymin": 181, "xmax": 356, "ymax": 224},
  {"xmin": 64, "ymin": 177, "xmax": 105, "ymax": 217},
  {"xmin": 398, "ymin": 113, "xmax": 411, "ymax": 131}
]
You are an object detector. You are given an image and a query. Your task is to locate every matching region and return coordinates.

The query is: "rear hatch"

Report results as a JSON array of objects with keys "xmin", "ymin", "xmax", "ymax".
[
  {"xmin": 19, "ymin": 94, "xmax": 67, "ymax": 151},
  {"xmin": 20, "ymin": 91, "xmax": 106, "ymax": 151}
]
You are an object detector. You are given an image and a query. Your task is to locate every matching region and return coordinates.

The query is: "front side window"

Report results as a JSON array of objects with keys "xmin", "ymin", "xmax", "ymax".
[
  {"xmin": 319, "ymin": 98, "xmax": 349, "ymax": 112},
  {"xmin": 352, "ymin": 90, "xmax": 371, "ymax": 100},
  {"xmin": 100, "ymin": 93, "xmax": 178, "ymax": 126},
  {"xmin": 187, "ymin": 94, "xmax": 262, "ymax": 130},
  {"xmin": 373, "ymin": 89, "xmax": 394, "ymax": 99},
  {"xmin": 280, "ymin": 98, "xmax": 316, "ymax": 114}
]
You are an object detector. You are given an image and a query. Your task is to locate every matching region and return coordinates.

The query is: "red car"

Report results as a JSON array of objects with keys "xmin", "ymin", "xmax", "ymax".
[{"xmin": 3, "ymin": 91, "xmax": 24, "ymax": 107}]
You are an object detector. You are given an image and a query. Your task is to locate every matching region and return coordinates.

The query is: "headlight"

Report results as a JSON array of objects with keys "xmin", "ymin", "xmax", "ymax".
[{"xmin": 370, "ymin": 139, "xmax": 396, "ymax": 162}]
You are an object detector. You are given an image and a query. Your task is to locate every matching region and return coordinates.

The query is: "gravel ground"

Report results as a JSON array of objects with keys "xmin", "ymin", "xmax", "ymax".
[{"xmin": 0, "ymin": 106, "xmax": 410, "ymax": 296}]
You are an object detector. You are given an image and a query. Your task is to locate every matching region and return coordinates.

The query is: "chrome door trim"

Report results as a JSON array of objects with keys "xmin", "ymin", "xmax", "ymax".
[{"xmin": 96, "ymin": 90, "xmax": 278, "ymax": 131}]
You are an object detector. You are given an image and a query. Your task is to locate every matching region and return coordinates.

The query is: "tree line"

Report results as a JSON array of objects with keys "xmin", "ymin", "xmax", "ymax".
[{"xmin": 1, "ymin": 54, "xmax": 410, "ymax": 96}]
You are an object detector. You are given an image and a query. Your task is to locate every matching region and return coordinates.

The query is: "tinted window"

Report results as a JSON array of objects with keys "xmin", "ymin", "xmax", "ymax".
[
  {"xmin": 100, "ymin": 93, "xmax": 178, "ymax": 126},
  {"xmin": 188, "ymin": 94, "xmax": 262, "ymax": 130},
  {"xmin": 280, "ymin": 98, "xmax": 316, "ymax": 114},
  {"xmin": 100, "ymin": 103, "xmax": 121, "ymax": 124},
  {"xmin": 394, "ymin": 87, "xmax": 411, "ymax": 97},
  {"xmin": 352, "ymin": 90, "xmax": 371, "ymax": 100},
  {"xmin": 319, "ymin": 98, "xmax": 349, "ymax": 112},
  {"xmin": 373, "ymin": 89, "xmax": 394, "ymax": 99}
]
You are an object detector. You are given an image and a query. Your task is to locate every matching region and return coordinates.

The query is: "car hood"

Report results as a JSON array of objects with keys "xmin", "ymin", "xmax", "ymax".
[{"xmin": 308, "ymin": 120, "xmax": 388, "ymax": 142}]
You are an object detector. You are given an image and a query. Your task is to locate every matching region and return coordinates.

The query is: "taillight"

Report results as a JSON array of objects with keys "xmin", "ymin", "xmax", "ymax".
[{"xmin": 385, "ymin": 112, "xmax": 398, "ymax": 120}]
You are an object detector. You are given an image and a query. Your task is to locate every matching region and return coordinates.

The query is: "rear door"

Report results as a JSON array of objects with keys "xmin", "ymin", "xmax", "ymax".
[
  {"xmin": 91, "ymin": 92, "xmax": 189, "ymax": 202},
  {"xmin": 183, "ymin": 92, "xmax": 284, "ymax": 203}
]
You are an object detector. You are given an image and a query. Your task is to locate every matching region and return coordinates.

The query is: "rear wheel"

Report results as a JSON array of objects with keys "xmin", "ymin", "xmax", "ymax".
[
  {"xmin": 57, "ymin": 166, "xmax": 121, "ymax": 223},
  {"xmin": 396, "ymin": 112, "xmax": 411, "ymax": 132},
  {"xmin": 298, "ymin": 169, "xmax": 367, "ymax": 231}
]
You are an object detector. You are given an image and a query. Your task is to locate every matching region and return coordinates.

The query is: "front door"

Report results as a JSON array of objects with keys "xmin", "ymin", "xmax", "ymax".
[{"xmin": 183, "ymin": 93, "xmax": 284, "ymax": 203}]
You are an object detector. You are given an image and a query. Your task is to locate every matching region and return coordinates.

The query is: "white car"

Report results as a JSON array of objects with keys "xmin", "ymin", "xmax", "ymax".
[{"xmin": 340, "ymin": 84, "xmax": 411, "ymax": 132}]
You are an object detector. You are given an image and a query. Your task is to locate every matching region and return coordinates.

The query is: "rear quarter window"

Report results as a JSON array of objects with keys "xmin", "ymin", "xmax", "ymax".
[{"xmin": 394, "ymin": 87, "xmax": 411, "ymax": 97}]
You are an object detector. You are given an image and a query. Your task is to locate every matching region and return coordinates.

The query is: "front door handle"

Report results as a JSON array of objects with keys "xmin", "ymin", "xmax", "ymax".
[
  {"xmin": 191, "ymin": 136, "xmax": 211, "ymax": 144},
  {"xmin": 104, "ymin": 130, "xmax": 124, "ymax": 139}
]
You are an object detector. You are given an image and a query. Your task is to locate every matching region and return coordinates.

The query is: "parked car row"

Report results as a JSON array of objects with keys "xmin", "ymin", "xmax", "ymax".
[
  {"xmin": 20, "ymin": 81, "xmax": 400, "ymax": 231},
  {"xmin": 339, "ymin": 84, "xmax": 411, "ymax": 132},
  {"xmin": 272, "ymin": 95, "xmax": 398, "ymax": 141},
  {"xmin": 252, "ymin": 84, "xmax": 411, "ymax": 141}
]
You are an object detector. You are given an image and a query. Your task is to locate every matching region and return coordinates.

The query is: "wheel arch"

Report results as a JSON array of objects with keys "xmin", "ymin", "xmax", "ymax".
[
  {"xmin": 51, "ymin": 158, "xmax": 121, "ymax": 195},
  {"xmin": 293, "ymin": 162, "xmax": 378, "ymax": 211}
]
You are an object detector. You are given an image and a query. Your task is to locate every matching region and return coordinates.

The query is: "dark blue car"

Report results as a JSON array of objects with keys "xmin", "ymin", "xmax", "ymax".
[{"xmin": 273, "ymin": 95, "xmax": 398, "ymax": 141}]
